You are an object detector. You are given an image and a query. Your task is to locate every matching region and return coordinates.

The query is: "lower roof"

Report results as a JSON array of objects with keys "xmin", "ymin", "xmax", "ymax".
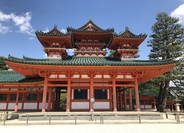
[
  {"xmin": 4, "ymin": 55, "xmax": 177, "ymax": 66},
  {"xmin": 0, "ymin": 70, "xmax": 43, "ymax": 83}
]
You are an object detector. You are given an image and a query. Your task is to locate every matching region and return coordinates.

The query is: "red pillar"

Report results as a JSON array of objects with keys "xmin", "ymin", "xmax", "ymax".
[
  {"xmin": 123, "ymin": 89, "xmax": 127, "ymax": 110},
  {"xmin": 6, "ymin": 92, "xmax": 10, "ymax": 110},
  {"xmin": 120, "ymin": 89, "xmax": 123, "ymax": 110},
  {"xmin": 66, "ymin": 76, "xmax": 71, "ymax": 112},
  {"xmin": 154, "ymin": 99, "xmax": 156, "ymax": 110},
  {"xmin": 90, "ymin": 76, "xmax": 94, "ymax": 112},
  {"xmin": 112, "ymin": 77, "xmax": 117, "ymax": 111},
  {"xmin": 134, "ymin": 78, "xmax": 140, "ymax": 111},
  {"xmin": 14, "ymin": 88, "xmax": 19, "ymax": 112},
  {"xmin": 48, "ymin": 88, "xmax": 52, "ymax": 111},
  {"xmin": 128, "ymin": 88, "xmax": 133, "ymax": 110},
  {"xmin": 42, "ymin": 77, "xmax": 48, "ymax": 112}
]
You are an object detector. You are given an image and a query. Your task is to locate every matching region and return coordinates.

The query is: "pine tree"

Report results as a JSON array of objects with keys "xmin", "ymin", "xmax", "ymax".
[
  {"xmin": 147, "ymin": 12, "xmax": 184, "ymax": 112},
  {"xmin": 0, "ymin": 56, "xmax": 8, "ymax": 70}
]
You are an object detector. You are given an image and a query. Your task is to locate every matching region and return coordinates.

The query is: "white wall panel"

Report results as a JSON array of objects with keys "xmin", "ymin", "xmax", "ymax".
[
  {"xmin": 94, "ymin": 102, "xmax": 109, "ymax": 109},
  {"xmin": 24, "ymin": 103, "xmax": 37, "ymax": 109},
  {"xmin": 39, "ymin": 103, "xmax": 49, "ymax": 109},
  {"xmin": 71, "ymin": 102, "xmax": 89, "ymax": 109},
  {"xmin": 0, "ymin": 103, "xmax": 6, "ymax": 109}
]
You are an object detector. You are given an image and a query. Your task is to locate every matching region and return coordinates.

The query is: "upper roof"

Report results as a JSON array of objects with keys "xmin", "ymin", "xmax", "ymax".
[
  {"xmin": 35, "ymin": 25, "xmax": 71, "ymax": 36},
  {"xmin": 114, "ymin": 27, "xmax": 147, "ymax": 38},
  {"xmin": 67, "ymin": 19, "xmax": 114, "ymax": 33}
]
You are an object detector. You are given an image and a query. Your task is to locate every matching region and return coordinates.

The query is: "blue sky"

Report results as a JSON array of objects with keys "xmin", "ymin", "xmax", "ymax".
[{"xmin": 0, "ymin": 0, "xmax": 184, "ymax": 59}]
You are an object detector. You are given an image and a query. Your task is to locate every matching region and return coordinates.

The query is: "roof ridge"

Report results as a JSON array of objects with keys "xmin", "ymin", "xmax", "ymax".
[{"xmin": 118, "ymin": 27, "xmax": 147, "ymax": 38}]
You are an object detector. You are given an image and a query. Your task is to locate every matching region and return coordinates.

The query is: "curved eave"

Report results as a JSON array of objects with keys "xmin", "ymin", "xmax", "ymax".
[
  {"xmin": 0, "ymin": 80, "xmax": 44, "ymax": 84},
  {"xmin": 35, "ymin": 31, "xmax": 71, "ymax": 36},
  {"xmin": 5, "ymin": 60, "xmax": 176, "ymax": 79},
  {"xmin": 77, "ymin": 20, "xmax": 103, "ymax": 31},
  {"xmin": 108, "ymin": 36, "xmax": 146, "ymax": 49},
  {"xmin": 67, "ymin": 29, "xmax": 114, "ymax": 33},
  {"xmin": 4, "ymin": 56, "xmax": 177, "ymax": 66},
  {"xmin": 4, "ymin": 56, "xmax": 177, "ymax": 77},
  {"xmin": 36, "ymin": 34, "xmax": 73, "ymax": 49},
  {"xmin": 67, "ymin": 20, "xmax": 111, "ymax": 32}
]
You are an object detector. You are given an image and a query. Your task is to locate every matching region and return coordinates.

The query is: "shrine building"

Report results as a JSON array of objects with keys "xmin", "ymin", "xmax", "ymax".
[{"xmin": 0, "ymin": 20, "xmax": 177, "ymax": 112}]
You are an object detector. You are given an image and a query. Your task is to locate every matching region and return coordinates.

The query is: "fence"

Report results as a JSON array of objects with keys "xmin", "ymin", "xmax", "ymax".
[{"xmin": 0, "ymin": 111, "xmax": 184, "ymax": 126}]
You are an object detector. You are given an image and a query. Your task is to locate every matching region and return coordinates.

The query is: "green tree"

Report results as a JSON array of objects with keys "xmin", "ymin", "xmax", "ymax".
[
  {"xmin": 147, "ymin": 12, "xmax": 184, "ymax": 112},
  {"xmin": 0, "ymin": 56, "xmax": 8, "ymax": 70}
]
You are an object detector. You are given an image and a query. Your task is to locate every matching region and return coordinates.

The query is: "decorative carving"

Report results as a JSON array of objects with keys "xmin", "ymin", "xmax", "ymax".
[
  {"xmin": 109, "ymin": 71, "xmax": 117, "ymax": 78},
  {"xmin": 65, "ymin": 70, "xmax": 74, "ymax": 78},
  {"xmin": 87, "ymin": 71, "xmax": 96, "ymax": 77},
  {"xmin": 38, "ymin": 70, "xmax": 51, "ymax": 77},
  {"xmin": 131, "ymin": 71, "xmax": 147, "ymax": 78}
]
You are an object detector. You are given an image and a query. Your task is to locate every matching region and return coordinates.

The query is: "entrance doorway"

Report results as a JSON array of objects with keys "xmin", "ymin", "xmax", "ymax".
[{"xmin": 54, "ymin": 87, "xmax": 67, "ymax": 111}]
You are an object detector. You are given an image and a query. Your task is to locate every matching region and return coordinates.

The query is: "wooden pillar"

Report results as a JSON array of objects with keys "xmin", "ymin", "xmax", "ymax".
[
  {"xmin": 42, "ymin": 77, "xmax": 48, "ymax": 112},
  {"xmin": 14, "ymin": 88, "xmax": 19, "ymax": 112},
  {"xmin": 112, "ymin": 77, "xmax": 117, "ymax": 111},
  {"xmin": 48, "ymin": 88, "xmax": 52, "ymax": 111},
  {"xmin": 120, "ymin": 89, "xmax": 123, "ymax": 110},
  {"xmin": 123, "ymin": 89, "xmax": 127, "ymax": 110},
  {"xmin": 154, "ymin": 99, "xmax": 156, "ymax": 110},
  {"xmin": 22, "ymin": 93, "xmax": 25, "ymax": 110},
  {"xmin": 89, "ymin": 76, "xmax": 94, "ymax": 112},
  {"xmin": 51, "ymin": 91, "xmax": 55, "ymax": 110},
  {"xmin": 134, "ymin": 78, "xmax": 140, "ymax": 111},
  {"xmin": 109, "ymin": 87, "xmax": 113, "ymax": 110},
  {"xmin": 6, "ymin": 92, "xmax": 10, "ymax": 110},
  {"xmin": 37, "ymin": 90, "xmax": 40, "ymax": 110},
  {"xmin": 66, "ymin": 76, "xmax": 71, "ymax": 112},
  {"xmin": 128, "ymin": 88, "xmax": 133, "ymax": 110}
]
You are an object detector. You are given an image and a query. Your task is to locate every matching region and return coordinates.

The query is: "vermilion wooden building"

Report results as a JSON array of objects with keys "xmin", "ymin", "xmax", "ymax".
[{"xmin": 0, "ymin": 20, "xmax": 176, "ymax": 112}]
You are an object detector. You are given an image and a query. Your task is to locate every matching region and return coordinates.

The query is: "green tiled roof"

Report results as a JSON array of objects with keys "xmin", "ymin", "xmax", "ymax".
[
  {"xmin": 113, "ymin": 27, "xmax": 147, "ymax": 38},
  {"xmin": 0, "ymin": 70, "xmax": 43, "ymax": 83},
  {"xmin": 0, "ymin": 71, "xmax": 25, "ymax": 82},
  {"xmin": 5, "ymin": 55, "xmax": 177, "ymax": 66}
]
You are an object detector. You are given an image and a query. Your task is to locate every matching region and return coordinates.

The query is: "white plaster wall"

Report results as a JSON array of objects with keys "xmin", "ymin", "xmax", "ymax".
[
  {"xmin": 59, "ymin": 75, "xmax": 66, "ymax": 78},
  {"xmin": 73, "ymin": 75, "xmax": 80, "ymax": 78},
  {"xmin": 0, "ymin": 103, "xmax": 6, "ymax": 110},
  {"xmin": 117, "ymin": 75, "xmax": 124, "ymax": 78},
  {"xmin": 24, "ymin": 103, "xmax": 37, "ymax": 109},
  {"xmin": 104, "ymin": 75, "xmax": 110, "ymax": 78},
  {"xmin": 94, "ymin": 102, "xmax": 110, "ymax": 109},
  {"xmin": 71, "ymin": 102, "xmax": 89, "ymax": 109},
  {"xmin": 94, "ymin": 75, "xmax": 102, "ymax": 78},
  {"xmin": 81, "ymin": 75, "xmax": 88, "ymax": 78},
  {"xmin": 8, "ymin": 103, "xmax": 15, "ymax": 110},
  {"xmin": 145, "ymin": 105, "xmax": 152, "ymax": 109},
  {"xmin": 18, "ymin": 103, "xmax": 22, "ymax": 109},
  {"xmin": 39, "ymin": 103, "xmax": 49, "ymax": 109}
]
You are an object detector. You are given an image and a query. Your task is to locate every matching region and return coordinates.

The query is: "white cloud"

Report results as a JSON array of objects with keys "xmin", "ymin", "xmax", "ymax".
[
  {"xmin": 0, "ymin": 11, "xmax": 12, "ymax": 21},
  {"xmin": 42, "ymin": 27, "xmax": 49, "ymax": 33},
  {"xmin": 29, "ymin": 37, "xmax": 34, "ymax": 40},
  {"xmin": 66, "ymin": 49, "xmax": 74, "ymax": 56},
  {"xmin": 61, "ymin": 29, "xmax": 67, "ymax": 33},
  {"xmin": 0, "ymin": 11, "xmax": 34, "ymax": 35},
  {"xmin": 0, "ymin": 23, "xmax": 11, "ymax": 34},
  {"xmin": 44, "ymin": 53, "xmax": 48, "ymax": 58},
  {"xmin": 171, "ymin": 4, "xmax": 184, "ymax": 24}
]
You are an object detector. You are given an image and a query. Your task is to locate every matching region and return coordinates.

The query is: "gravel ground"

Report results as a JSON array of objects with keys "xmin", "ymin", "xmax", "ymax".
[{"xmin": 0, "ymin": 124, "xmax": 184, "ymax": 133}]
